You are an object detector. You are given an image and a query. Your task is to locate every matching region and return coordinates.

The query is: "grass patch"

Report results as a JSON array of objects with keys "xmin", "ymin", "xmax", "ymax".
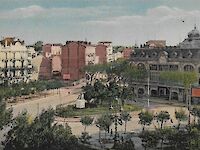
[{"xmin": 55, "ymin": 104, "xmax": 141, "ymax": 118}]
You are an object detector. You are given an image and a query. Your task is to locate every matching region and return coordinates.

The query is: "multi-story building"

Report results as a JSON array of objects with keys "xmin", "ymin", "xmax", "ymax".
[
  {"xmin": 0, "ymin": 37, "xmax": 35, "ymax": 84},
  {"xmin": 62, "ymin": 41, "xmax": 85, "ymax": 80},
  {"xmin": 98, "ymin": 41, "xmax": 114, "ymax": 63},
  {"xmin": 85, "ymin": 42, "xmax": 99, "ymax": 65},
  {"xmin": 39, "ymin": 44, "xmax": 63, "ymax": 79},
  {"xmin": 130, "ymin": 26, "xmax": 200, "ymax": 103},
  {"xmin": 40, "ymin": 41, "xmax": 86, "ymax": 81}
]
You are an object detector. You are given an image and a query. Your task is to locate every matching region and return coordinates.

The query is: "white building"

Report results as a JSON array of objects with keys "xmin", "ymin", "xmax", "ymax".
[
  {"xmin": 113, "ymin": 51, "xmax": 123, "ymax": 61},
  {"xmin": 0, "ymin": 37, "xmax": 36, "ymax": 84},
  {"xmin": 85, "ymin": 44, "xmax": 99, "ymax": 65}
]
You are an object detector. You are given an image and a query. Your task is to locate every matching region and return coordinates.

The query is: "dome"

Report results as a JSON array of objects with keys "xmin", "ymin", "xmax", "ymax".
[{"xmin": 188, "ymin": 26, "xmax": 200, "ymax": 38}]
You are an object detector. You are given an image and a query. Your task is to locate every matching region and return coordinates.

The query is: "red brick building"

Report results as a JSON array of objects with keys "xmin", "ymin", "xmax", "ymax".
[
  {"xmin": 95, "ymin": 44, "xmax": 107, "ymax": 64},
  {"xmin": 61, "ymin": 41, "xmax": 86, "ymax": 80},
  {"xmin": 39, "ymin": 42, "xmax": 86, "ymax": 81}
]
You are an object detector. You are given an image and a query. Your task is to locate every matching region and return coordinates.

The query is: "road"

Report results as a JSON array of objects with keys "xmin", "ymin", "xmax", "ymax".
[{"xmin": 7, "ymin": 83, "xmax": 84, "ymax": 117}]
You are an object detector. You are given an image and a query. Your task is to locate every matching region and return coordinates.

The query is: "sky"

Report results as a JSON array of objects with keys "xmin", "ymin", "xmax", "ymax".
[{"xmin": 0, "ymin": 0, "xmax": 200, "ymax": 46}]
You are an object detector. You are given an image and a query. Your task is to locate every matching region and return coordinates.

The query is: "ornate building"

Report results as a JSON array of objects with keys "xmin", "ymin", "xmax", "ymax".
[
  {"xmin": 0, "ymin": 37, "xmax": 35, "ymax": 84},
  {"xmin": 130, "ymin": 26, "xmax": 200, "ymax": 103}
]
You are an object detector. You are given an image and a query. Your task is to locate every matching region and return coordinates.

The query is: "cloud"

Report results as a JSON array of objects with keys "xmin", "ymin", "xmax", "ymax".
[
  {"xmin": 0, "ymin": 5, "xmax": 116, "ymax": 20},
  {"xmin": 0, "ymin": 5, "xmax": 45, "ymax": 19},
  {"xmin": 84, "ymin": 6, "xmax": 200, "ymax": 45},
  {"xmin": 0, "ymin": 4, "xmax": 200, "ymax": 46}
]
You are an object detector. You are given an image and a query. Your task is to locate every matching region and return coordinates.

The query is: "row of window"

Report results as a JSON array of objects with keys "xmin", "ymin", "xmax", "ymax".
[{"xmin": 138, "ymin": 63, "xmax": 197, "ymax": 72}]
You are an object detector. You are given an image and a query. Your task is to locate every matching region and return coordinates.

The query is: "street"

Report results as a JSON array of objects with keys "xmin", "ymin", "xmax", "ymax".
[{"xmin": 6, "ymin": 82, "xmax": 84, "ymax": 117}]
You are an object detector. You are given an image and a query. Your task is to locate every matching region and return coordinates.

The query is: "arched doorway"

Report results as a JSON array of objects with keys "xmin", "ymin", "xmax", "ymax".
[
  {"xmin": 184, "ymin": 64, "xmax": 194, "ymax": 71},
  {"xmin": 151, "ymin": 90, "xmax": 158, "ymax": 97},
  {"xmin": 171, "ymin": 92, "xmax": 178, "ymax": 100},
  {"xmin": 138, "ymin": 88, "xmax": 145, "ymax": 98}
]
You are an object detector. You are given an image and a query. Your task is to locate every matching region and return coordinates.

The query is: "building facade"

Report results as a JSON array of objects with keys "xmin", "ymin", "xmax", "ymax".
[
  {"xmin": 85, "ymin": 43, "xmax": 99, "ymax": 65},
  {"xmin": 98, "ymin": 41, "xmax": 114, "ymax": 63},
  {"xmin": 130, "ymin": 26, "xmax": 200, "ymax": 103},
  {"xmin": 40, "ymin": 41, "xmax": 86, "ymax": 81},
  {"xmin": 0, "ymin": 37, "xmax": 35, "ymax": 84},
  {"xmin": 62, "ymin": 41, "xmax": 85, "ymax": 80}
]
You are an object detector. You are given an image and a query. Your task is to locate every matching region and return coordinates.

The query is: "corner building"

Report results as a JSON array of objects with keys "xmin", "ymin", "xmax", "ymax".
[{"xmin": 130, "ymin": 26, "xmax": 200, "ymax": 103}]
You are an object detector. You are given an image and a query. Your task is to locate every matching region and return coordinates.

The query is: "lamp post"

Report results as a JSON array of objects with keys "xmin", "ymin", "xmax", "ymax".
[
  {"xmin": 188, "ymin": 84, "xmax": 192, "ymax": 126},
  {"xmin": 147, "ymin": 68, "xmax": 150, "ymax": 108},
  {"xmin": 147, "ymin": 74, "xmax": 150, "ymax": 108},
  {"xmin": 109, "ymin": 103, "xmax": 123, "ymax": 146}
]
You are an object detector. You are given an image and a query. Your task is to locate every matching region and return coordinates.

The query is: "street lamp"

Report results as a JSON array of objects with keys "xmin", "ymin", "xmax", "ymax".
[
  {"xmin": 188, "ymin": 84, "xmax": 192, "ymax": 126},
  {"xmin": 109, "ymin": 103, "xmax": 123, "ymax": 145},
  {"xmin": 147, "ymin": 68, "xmax": 150, "ymax": 108},
  {"xmin": 147, "ymin": 73, "xmax": 150, "ymax": 107}
]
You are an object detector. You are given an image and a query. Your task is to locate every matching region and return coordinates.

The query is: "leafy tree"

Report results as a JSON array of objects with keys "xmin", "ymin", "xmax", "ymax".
[
  {"xmin": 190, "ymin": 106, "xmax": 200, "ymax": 125},
  {"xmin": 139, "ymin": 130, "xmax": 160, "ymax": 150},
  {"xmin": 163, "ymin": 127, "xmax": 190, "ymax": 150},
  {"xmin": 160, "ymin": 71, "xmax": 198, "ymax": 114},
  {"xmin": 93, "ymin": 80, "xmax": 107, "ymax": 105},
  {"xmin": 83, "ymin": 84, "xmax": 95, "ymax": 103},
  {"xmin": 95, "ymin": 113, "xmax": 113, "ymax": 141},
  {"xmin": 175, "ymin": 109, "xmax": 187, "ymax": 130},
  {"xmin": 0, "ymin": 96, "xmax": 12, "ymax": 130},
  {"xmin": 120, "ymin": 111, "xmax": 132, "ymax": 133},
  {"xmin": 84, "ymin": 63, "xmax": 110, "ymax": 83},
  {"xmin": 120, "ymin": 86, "xmax": 135, "ymax": 104},
  {"xmin": 3, "ymin": 108, "xmax": 80, "ymax": 150},
  {"xmin": 33, "ymin": 41, "xmax": 43, "ymax": 53},
  {"xmin": 113, "ymin": 139, "xmax": 135, "ymax": 150},
  {"xmin": 80, "ymin": 116, "xmax": 93, "ymax": 132},
  {"xmin": 79, "ymin": 132, "xmax": 92, "ymax": 144},
  {"xmin": 138, "ymin": 110, "xmax": 154, "ymax": 131},
  {"xmin": 155, "ymin": 111, "xmax": 170, "ymax": 129}
]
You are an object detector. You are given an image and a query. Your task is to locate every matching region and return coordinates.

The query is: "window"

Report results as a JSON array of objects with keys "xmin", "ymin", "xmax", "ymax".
[
  {"xmin": 169, "ymin": 65, "xmax": 178, "ymax": 71},
  {"xmin": 149, "ymin": 64, "xmax": 157, "ymax": 71},
  {"xmin": 137, "ymin": 63, "xmax": 145, "ymax": 70},
  {"xmin": 184, "ymin": 65, "xmax": 194, "ymax": 71}
]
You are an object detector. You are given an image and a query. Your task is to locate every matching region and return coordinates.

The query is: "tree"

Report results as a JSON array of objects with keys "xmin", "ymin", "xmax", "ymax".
[
  {"xmin": 93, "ymin": 80, "xmax": 107, "ymax": 105},
  {"xmin": 0, "ymin": 96, "xmax": 12, "ymax": 130},
  {"xmin": 95, "ymin": 113, "xmax": 113, "ymax": 141},
  {"xmin": 139, "ymin": 130, "xmax": 160, "ymax": 150},
  {"xmin": 83, "ymin": 84, "xmax": 95, "ymax": 104},
  {"xmin": 175, "ymin": 109, "xmax": 187, "ymax": 130},
  {"xmin": 113, "ymin": 139, "xmax": 135, "ymax": 150},
  {"xmin": 155, "ymin": 111, "xmax": 170, "ymax": 129},
  {"xmin": 190, "ymin": 106, "xmax": 200, "ymax": 125},
  {"xmin": 138, "ymin": 110, "xmax": 154, "ymax": 131},
  {"xmin": 33, "ymin": 41, "xmax": 43, "ymax": 53},
  {"xmin": 120, "ymin": 111, "xmax": 132, "ymax": 133},
  {"xmin": 80, "ymin": 116, "xmax": 93, "ymax": 132},
  {"xmin": 3, "ymin": 108, "xmax": 80, "ymax": 150},
  {"xmin": 120, "ymin": 86, "xmax": 135, "ymax": 104}
]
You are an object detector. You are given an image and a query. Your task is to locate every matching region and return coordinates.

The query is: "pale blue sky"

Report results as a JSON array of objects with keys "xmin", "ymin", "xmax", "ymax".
[{"xmin": 0, "ymin": 0, "xmax": 200, "ymax": 45}]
